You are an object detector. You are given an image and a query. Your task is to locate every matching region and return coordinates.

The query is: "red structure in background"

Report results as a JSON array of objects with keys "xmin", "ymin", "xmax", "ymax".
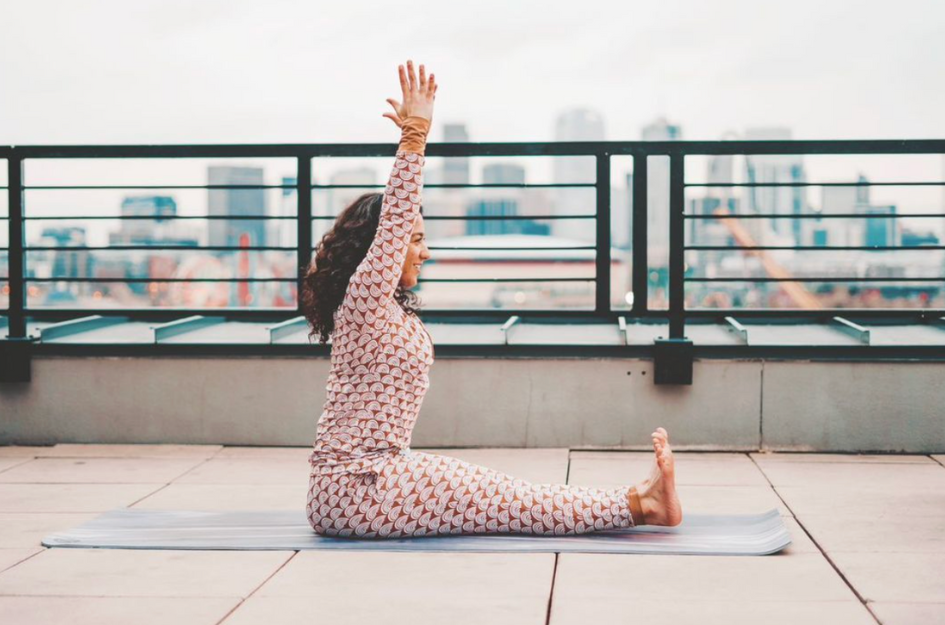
[{"xmin": 238, "ymin": 232, "xmax": 251, "ymax": 306}]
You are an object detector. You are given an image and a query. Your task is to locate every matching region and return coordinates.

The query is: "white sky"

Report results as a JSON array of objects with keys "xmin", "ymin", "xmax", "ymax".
[{"xmin": 2, "ymin": 0, "xmax": 944, "ymax": 145}]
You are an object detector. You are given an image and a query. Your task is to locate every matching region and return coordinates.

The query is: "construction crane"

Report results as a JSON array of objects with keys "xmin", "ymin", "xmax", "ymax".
[{"xmin": 712, "ymin": 207, "xmax": 822, "ymax": 309}]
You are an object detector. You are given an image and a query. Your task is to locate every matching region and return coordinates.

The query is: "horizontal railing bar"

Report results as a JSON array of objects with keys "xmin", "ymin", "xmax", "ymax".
[
  {"xmin": 21, "ymin": 214, "xmax": 597, "ymax": 221},
  {"xmin": 686, "ymin": 277, "xmax": 945, "ymax": 282},
  {"xmin": 6, "ymin": 138, "xmax": 945, "ymax": 158},
  {"xmin": 25, "ymin": 184, "xmax": 295, "ymax": 190},
  {"xmin": 686, "ymin": 181, "xmax": 945, "ymax": 188},
  {"xmin": 311, "ymin": 183, "xmax": 596, "ymax": 189},
  {"xmin": 26, "ymin": 278, "xmax": 296, "ymax": 283},
  {"xmin": 685, "ymin": 245, "xmax": 945, "ymax": 251},
  {"xmin": 684, "ymin": 212, "xmax": 945, "ymax": 219},
  {"xmin": 25, "ymin": 245, "xmax": 298, "ymax": 252},
  {"xmin": 23, "ymin": 277, "xmax": 595, "ymax": 284},
  {"xmin": 416, "ymin": 278, "xmax": 593, "ymax": 283},
  {"xmin": 24, "ymin": 215, "xmax": 295, "ymax": 220},
  {"xmin": 426, "ymin": 246, "xmax": 597, "ymax": 251},
  {"xmin": 346, "ymin": 215, "xmax": 595, "ymax": 221}
]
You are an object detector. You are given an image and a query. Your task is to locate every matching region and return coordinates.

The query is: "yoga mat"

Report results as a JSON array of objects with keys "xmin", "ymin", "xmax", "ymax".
[{"xmin": 42, "ymin": 508, "xmax": 791, "ymax": 555}]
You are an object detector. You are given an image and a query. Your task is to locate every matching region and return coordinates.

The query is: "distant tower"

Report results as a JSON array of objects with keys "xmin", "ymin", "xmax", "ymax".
[
  {"xmin": 553, "ymin": 109, "xmax": 606, "ymax": 241},
  {"xmin": 208, "ymin": 166, "xmax": 267, "ymax": 250},
  {"xmin": 641, "ymin": 118, "xmax": 683, "ymax": 265},
  {"xmin": 442, "ymin": 123, "xmax": 470, "ymax": 186},
  {"xmin": 742, "ymin": 128, "xmax": 808, "ymax": 246}
]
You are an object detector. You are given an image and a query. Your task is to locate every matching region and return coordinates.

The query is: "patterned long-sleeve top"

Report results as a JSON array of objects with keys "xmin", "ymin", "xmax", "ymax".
[{"xmin": 309, "ymin": 116, "xmax": 435, "ymax": 476}]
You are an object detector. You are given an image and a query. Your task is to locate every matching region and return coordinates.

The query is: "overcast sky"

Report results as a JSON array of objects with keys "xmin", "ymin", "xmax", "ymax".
[{"xmin": 2, "ymin": 0, "xmax": 944, "ymax": 145}]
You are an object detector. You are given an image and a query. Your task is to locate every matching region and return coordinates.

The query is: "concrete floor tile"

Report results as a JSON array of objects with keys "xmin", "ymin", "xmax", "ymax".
[
  {"xmin": 0, "ymin": 447, "xmax": 54, "ymax": 458},
  {"xmin": 573, "ymin": 451, "xmax": 749, "ymax": 461},
  {"xmin": 0, "ymin": 457, "xmax": 208, "ymax": 484},
  {"xmin": 752, "ymin": 452, "xmax": 936, "ymax": 464},
  {"xmin": 0, "ymin": 549, "xmax": 295, "ymax": 597},
  {"xmin": 776, "ymin": 486, "xmax": 945, "ymax": 519},
  {"xmin": 215, "ymin": 447, "xmax": 312, "ymax": 461},
  {"xmin": 37, "ymin": 444, "xmax": 224, "ymax": 458},
  {"xmin": 831, "ymin": 552, "xmax": 945, "ymax": 602},
  {"xmin": 0, "ymin": 483, "xmax": 165, "ymax": 512},
  {"xmin": 172, "ymin": 457, "xmax": 309, "ymax": 486},
  {"xmin": 131, "ymin": 484, "xmax": 305, "ymax": 511},
  {"xmin": 933, "ymin": 455, "xmax": 945, "ymax": 466},
  {"xmin": 240, "ymin": 552, "xmax": 552, "ymax": 625},
  {"xmin": 552, "ymin": 553, "xmax": 855, "ymax": 605},
  {"xmin": 798, "ymin": 515, "xmax": 945, "ymax": 553},
  {"xmin": 416, "ymin": 448, "xmax": 569, "ymax": 483},
  {"xmin": 225, "ymin": 593, "xmax": 547, "ymax": 625},
  {"xmin": 0, "ymin": 458, "xmax": 33, "ymax": 473},
  {"xmin": 672, "ymin": 485, "xmax": 791, "ymax": 517},
  {"xmin": 869, "ymin": 602, "xmax": 945, "ymax": 625},
  {"xmin": 0, "ymin": 596, "xmax": 241, "ymax": 625},
  {"xmin": 0, "ymin": 548, "xmax": 44, "ymax": 573},
  {"xmin": 568, "ymin": 452, "xmax": 769, "ymax": 487},
  {"xmin": 0, "ymin": 513, "xmax": 99, "ymax": 547},
  {"xmin": 755, "ymin": 461, "xmax": 945, "ymax": 489},
  {"xmin": 550, "ymin": 599, "xmax": 874, "ymax": 625}
]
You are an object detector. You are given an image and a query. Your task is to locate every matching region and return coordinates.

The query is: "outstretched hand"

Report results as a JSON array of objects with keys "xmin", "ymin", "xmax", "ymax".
[{"xmin": 382, "ymin": 60, "xmax": 437, "ymax": 129}]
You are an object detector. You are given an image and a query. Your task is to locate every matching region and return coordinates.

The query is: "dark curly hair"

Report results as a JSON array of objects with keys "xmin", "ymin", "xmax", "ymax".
[{"xmin": 301, "ymin": 192, "xmax": 423, "ymax": 345}]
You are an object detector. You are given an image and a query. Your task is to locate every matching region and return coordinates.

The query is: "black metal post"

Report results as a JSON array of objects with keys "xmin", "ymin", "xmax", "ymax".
[
  {"xmin": 7, "ymin": 155, "xmax": 25, "ymax": 339},
  {"xmin": 296, "ymin": 156, "xmax": 313, "ymax": 313},
  {"xmin": 595, "ymin": 152, "xmax": 611, "ymax": 314},
  {"xmin": 668, "ymin": 153, "xmax": 685, "ymax": 339},
  {"xmin": 631, "ymin": 154, "xmax": 648, "ymax": 315}
]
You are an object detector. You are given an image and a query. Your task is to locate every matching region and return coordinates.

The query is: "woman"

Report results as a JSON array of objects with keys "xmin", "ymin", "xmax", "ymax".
[{"xmin": 301, "ymin": 60, "xmax": 682, "ymax": 538}]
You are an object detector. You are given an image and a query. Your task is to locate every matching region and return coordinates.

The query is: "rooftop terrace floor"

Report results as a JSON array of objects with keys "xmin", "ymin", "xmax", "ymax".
[{"xmin": 0, "ymin": 445, "xmax": 943, "ymax": 624}]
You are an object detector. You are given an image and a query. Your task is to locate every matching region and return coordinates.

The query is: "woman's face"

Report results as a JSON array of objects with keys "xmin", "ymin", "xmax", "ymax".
[{"xmin": 400, "ymin": 213, "xmax": 432, "ymax": 289}]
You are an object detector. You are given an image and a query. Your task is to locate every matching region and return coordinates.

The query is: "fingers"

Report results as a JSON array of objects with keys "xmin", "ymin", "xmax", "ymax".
[
  {"xmin": 406, "ymin": 59, "xmax": 417, "ymax": 92},
  {"xmin": 398, "ymin": 64, "xmax": 409, "ymax": 97},
  {"xmin": 429, "ymin": 72, "xmax": 437, "ymax": 97},
  {"xmin": 381, "ymin": 113, "xmax": 402, "ymax": 128},
  {"xmin": 386, "ymin": 98, "xmax": 402, "ymax": 114},
  {"xmin": 419, "ymin": 63, "xmax": 426, "ymax": 89}
]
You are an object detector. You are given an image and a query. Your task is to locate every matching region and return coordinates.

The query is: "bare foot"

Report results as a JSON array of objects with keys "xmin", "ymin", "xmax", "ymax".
[{"xmin": 633, "ymin": 427, "xmax": 683, "ymax": 526}]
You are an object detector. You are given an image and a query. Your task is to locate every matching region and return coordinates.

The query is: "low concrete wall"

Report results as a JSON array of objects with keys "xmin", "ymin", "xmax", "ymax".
[{"xmin": 0, "ymin": 357, "xmax": 941, "ymax": 452}]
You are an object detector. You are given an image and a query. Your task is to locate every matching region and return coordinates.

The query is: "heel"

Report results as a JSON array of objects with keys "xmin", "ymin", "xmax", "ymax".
[{"xmin": 628, "ymin": 486, "xmax": 645, "ymax": 526}]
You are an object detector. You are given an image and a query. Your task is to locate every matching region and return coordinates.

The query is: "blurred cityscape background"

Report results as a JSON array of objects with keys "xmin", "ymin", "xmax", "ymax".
[{"xmin": 2, "ymin": 111, "xmax": 943, "ymax": 312}]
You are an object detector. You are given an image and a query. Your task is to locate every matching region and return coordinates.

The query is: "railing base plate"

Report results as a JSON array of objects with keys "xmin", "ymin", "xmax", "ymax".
[
  {"xmin": 0, "ymin": 338, "xmax": 34, "ymax": 383},
  {"xmin": 654, "ymin": 338, "xmax": 694, "ymax": 385}
]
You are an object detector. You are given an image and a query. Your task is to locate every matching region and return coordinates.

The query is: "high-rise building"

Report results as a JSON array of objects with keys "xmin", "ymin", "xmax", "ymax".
[
  {"xmin": 742, "ymin": 128, "xmax": 808, "ymax": 247},
  {"xmin": 553, "ymin": 109, "xmax": 605, "ymax": 242},
  {"xmin": 466, "ymin": 163, "xmax": 548, "ymax": 237},
  {"xmin": 641, "ymin": 118, "xmax": 683, "ymax": 264},
  {"xmin": 442, "ymin": 123, "xmax": 470, "ymax": 186},
  {"xmin": 207, "ymin": 166, "xmax": 268, "ymax": 250},
  {"xmin": 273, "ymin": 176, "xmax": 297, "ymax": 251}
]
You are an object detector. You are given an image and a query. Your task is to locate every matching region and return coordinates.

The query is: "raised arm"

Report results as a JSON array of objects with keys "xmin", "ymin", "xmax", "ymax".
[{"xmin": 340, "ymin": 61, "xmax": 437, "ymax": 323}]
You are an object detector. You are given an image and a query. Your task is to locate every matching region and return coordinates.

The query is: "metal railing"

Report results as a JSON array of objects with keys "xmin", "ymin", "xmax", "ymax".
[{"xmin": 3, "ymin": 139, "xmax": 945, "ymax": 345}]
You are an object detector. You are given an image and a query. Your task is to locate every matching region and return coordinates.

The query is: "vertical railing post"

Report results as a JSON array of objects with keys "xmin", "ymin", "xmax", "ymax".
[
  {"xmin": 595, "ymin": 152, "xmax": 611, "ymax": 314},
  {"xmin": 7, "ymin": 154, "xmax": 25, "ymax": 339},
  {"xmin": 631, "ymin": 153, "xmax": 648, "ymax": 316},
  {"xmin": 668, "ymin": 153, "xmax": 686, "ymax": 339},
  {"xmin": 296, "ymin": 155, "xmax": 313, "ymax": 314}
]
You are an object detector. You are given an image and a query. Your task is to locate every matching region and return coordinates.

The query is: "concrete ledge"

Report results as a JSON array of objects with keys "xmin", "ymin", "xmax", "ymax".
[{"xmin": 0, "ymin": 357, "xmax": 942, "ymax": 453}]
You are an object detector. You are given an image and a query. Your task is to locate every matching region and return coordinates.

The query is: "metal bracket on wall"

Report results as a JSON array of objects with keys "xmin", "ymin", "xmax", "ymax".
[
  {"xmin": 0, "ymin": 336, "xmax": 36, "ymax": 383},
  {"xmin": 653, "ymin": 337, "xmax": 694, "ymax": 385},
  {"xmin": 724, "ymin": 316, "xmax": 750, "ymax": 345},
  {"xmin": 500, "ymin": 316, "xmax": 520, "ymax": 345},
  {"xmin": 832, "ymin": 316, "xmax": 871, "ymax": 345},
  {"xmin": 617, "ymin": 316, "xmax": 628, "ymax": 346}
]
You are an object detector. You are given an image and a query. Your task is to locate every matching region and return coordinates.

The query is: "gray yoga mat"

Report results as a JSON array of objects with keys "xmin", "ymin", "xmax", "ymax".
[{"xmin": 42, "ymin": 508, "xmax": 791, "ymax": 555}]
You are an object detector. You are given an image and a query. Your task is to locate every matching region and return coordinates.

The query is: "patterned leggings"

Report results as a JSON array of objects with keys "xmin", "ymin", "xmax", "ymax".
[{"xmin": 306, "ymin": 450, "xmax": 636, "ymax": 539}]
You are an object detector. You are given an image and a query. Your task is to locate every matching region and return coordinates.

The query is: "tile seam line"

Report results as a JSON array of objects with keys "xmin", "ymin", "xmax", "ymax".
[
  {"xmin": 544, "ymin": 451, "xmax": 574, "ymax": 625},
  {"xmin": 215, "ymin": 550, "xmax": 300, "ymax": 625},
  {"xmin": 747, "ymin": 454, "xmax": 881, "ymax": 625}
]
